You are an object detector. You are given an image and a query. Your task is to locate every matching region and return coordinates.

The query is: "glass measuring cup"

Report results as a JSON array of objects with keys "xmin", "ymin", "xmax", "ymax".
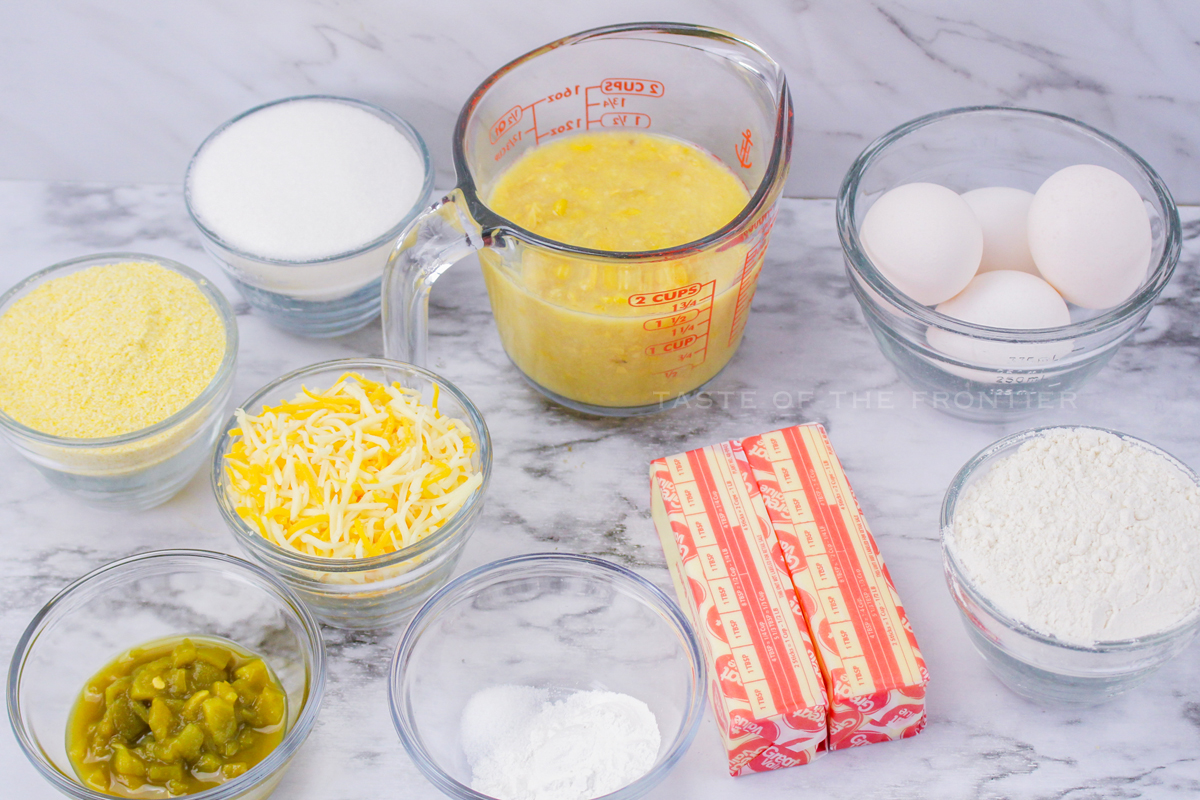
[{"xmin": 382, "ymin": 23, "xmax": 793, "ymax": 416}]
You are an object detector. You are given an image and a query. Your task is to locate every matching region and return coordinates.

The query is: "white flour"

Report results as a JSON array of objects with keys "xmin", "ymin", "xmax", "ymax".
[
  {"xmin": 460, "ymin": 685, "xmax": 660, "ymax": 800},
  {"xmin": 950, "ymin": 428, "xmax": 1200, "ymax": 646}
]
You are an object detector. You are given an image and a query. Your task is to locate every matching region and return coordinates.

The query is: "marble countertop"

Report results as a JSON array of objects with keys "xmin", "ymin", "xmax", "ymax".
[
  {"xmin": 2, "ymin": 181, "xmax": 1199, "ymax": 799},
  {"xmin": 6, "ymin": 2, "xmax": 1200, "ymax": 201}
]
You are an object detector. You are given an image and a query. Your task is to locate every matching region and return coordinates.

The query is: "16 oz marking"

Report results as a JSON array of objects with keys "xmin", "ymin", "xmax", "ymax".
[{"xmin": 546, "ymin": 86, "xmax": 580, "ymax": 103}]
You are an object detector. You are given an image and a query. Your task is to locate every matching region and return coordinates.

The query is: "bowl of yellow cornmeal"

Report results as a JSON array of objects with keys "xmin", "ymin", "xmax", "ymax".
[{"xmin": 0, "ymin": 253, "xmax": 238, "ymax": 509}]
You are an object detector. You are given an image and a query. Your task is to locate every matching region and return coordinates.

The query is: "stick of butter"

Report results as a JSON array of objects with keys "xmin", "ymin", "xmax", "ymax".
[
  {"xmin": 650, "ymin": 440, "xmax": 828, "ymax": 776},
  {"xmin": 741, "ymin": 424, "xmax": 928, "ymax": 749}
]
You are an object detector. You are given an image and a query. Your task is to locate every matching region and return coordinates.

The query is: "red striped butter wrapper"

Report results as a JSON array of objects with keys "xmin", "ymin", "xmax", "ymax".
[
  {"xmin": 741, "ymin": 424, "xmax": 928, "ymax": 750},
  {"xmin": 650, "ymin": 440, "xmax": 828, "ymax": 776}
]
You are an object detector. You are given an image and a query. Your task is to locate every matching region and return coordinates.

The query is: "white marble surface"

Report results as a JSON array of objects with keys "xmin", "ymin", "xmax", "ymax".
[
  {"xmin": 4, "ymin": 2, "xmax": 1200, "ymax": 200},
  {"xmin": 2, "ymin": 180, "xmax": 1200, "ymax": 798}
]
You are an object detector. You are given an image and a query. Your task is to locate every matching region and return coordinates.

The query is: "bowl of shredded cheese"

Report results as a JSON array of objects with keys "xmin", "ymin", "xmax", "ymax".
[
  {"xmin": 0, "ymin": 253, "xmax": 238, "ymax": 509},
  {"xmin": 212, "ymin": 358, "xmax": 492, "ymax": 630}
]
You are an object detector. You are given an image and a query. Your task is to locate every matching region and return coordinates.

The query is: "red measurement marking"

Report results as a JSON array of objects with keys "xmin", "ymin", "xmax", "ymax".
[
  {"xmin": 494, "ymin": 127, "xmax": 525, "ymax": 161},
  {"xmin": 584, "ymin": 85, "xmax": 597, "ymax": 129},
  {"xmin": 646, "ymin": 334, "xmax": 701, "ymax": 356},
  {"xmin": 634, "ymin": 281, "xmax": 717, "ymax": 374},
  {"xmin": 736, "ymin": 128, "xmax": 754, "ymax": 169},
  {"xmin": 490, "ymin": 105, "xmax": 524, "ymax": 144},
  {"xmin": 544, "ymin": 85, "xmax": 580, "ymax": 103},
  {"xmin": 491, "ymin": 79, "xmax": 667, "ymax": 148},
  {"xmin": 646, "ymin": 316, "xmax": 712, "ymax": 349},
  {"xmin": 600, "ymin": 78, "xmax": 665, "ymax": 97},
  {"xmin": 658, "ymin": 365, "xmax": 698, "ymax": 379},
  {"xmin": 628, "ymin": 282, "xmax": 705, "ymax": 308},
  {"xmin": 600, "ymin": 112, "xmax": 651, "ymax": 128},
  {"xmin": 728, "ymin": 210, "xmax": 777, "ymax": 346},
  {"xmin": 644, "ymin": 308, "xmax": 702, "ymax": 331},
  {"xmin": 535, "ymin": 117, "xmax": 583, "ymax": 143}
]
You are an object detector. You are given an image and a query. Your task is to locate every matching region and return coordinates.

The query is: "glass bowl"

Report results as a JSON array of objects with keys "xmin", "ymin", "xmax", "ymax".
[
  {"xmin": 837, "ymin": 107, "xmax": 1181, "ymax": 421},
  {"xmin": 0, "ymin": 252, "xmax": 238, "ymax": 510},
  {"xmin": 212, "ymin": 358, "xmax": 492, "ymax": 630},
  {"xmin": 941, "ymin": 426, "xmax": 1200, "ymax": 705},
  {"xmin": 185, "ymin": 95, "xmax": 435, "ymax": 338},
  {"xmin": 389, "ymin": 553, "xmax": 706, "ymax": 800},
  {"xmin": 7, "ymin": 549, "xmax": 326, "ymax": 800}
]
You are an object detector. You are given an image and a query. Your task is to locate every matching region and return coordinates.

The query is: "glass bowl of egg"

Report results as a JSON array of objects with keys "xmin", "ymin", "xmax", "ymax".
[
  {"xmin": 211, "ymin": 358, "xmax": 492, "ymax": 630},
  {"xmin": 0, "ymin": 253, "xmax": 238, "ymax": 510},
  {"xmin": 388, "ymin": 553, "xmax": 706, "ymax": 800},
  {"xmin": 837, "ymin": 106, "xmax": 1181, "ymax": 421},
  {"xmin": 8, "ymin": 549, "xmax": 325, "ymax": 800},
  {"xmin": 941, "ymin": 426, "xmax": 1200, "ymax": 705}
]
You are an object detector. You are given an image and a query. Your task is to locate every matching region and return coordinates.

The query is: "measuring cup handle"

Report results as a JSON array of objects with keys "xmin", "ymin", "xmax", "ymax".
[{"xmin": 381, "ymin": 189, "xmax": 483, "ymax": 365}]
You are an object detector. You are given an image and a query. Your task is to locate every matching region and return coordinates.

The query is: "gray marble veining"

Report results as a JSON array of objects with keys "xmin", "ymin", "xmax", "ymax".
[
  {"xmin": 3, "ymin": 2, "xmax": 1200, "ymax": 200},
  {"xmin": 1, "ymin": 181, "xmax": 1199, "ymax": 798}
]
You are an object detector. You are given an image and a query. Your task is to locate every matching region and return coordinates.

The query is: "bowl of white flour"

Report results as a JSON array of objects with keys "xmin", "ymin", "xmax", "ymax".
[
  {"xmin": 387, "ymin": 553, "xmax": 706, "ymax": 800},
  {"xmin": 942, "ymin": 426, "xmax": 1200, "ymax": 705}
]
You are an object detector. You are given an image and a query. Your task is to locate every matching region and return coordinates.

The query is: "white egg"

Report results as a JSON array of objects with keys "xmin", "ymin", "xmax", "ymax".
[
  {"xmin": 927, "ymin": 270, "xmax": 1073, "ymax": 368},
  {"xmin": 961, "ymin": 187, "xmax": 1040, "ymax": 276},
  {"xmin": 1027, "ymin": 164, "xmax": 1151, "ymax": 309},
  {"xmin": 859, "ymin": 182, "xmax": 983, "ymax": 305}
]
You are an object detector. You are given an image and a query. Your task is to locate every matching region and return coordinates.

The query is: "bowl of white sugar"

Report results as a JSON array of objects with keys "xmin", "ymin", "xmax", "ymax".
[
  {"xmin": 941, "ymin": 426, "xmax": 1200, "ymax": 705},
  {"xmin": 388, "ymin": 553, "xmax": 706, "ymax": 800},
  {"xmin": 185, "ymin": 95, "xmax": 434, "ymax": 337}
]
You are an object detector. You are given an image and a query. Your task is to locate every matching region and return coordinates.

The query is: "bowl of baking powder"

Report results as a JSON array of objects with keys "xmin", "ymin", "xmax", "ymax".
[
  {"xmin": 388, "ymin": 553, "xmax": 706, "ymax": 800},
  {"xmin": 941, "ymin": 426, "xmax": 1200, "ymax": 705}
]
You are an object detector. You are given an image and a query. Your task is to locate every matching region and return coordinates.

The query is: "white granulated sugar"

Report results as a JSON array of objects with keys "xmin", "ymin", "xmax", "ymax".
[
  {"xmin": 951, "ymin": 428, "xmax": 1200, "ymax": 646},
  {"xmin": 461, "ymin": 685, "xmax": 661, "ymax": 800},
  {"xmin": 189, "ymin": 99, "xmax": 425, "ymax": 261}
]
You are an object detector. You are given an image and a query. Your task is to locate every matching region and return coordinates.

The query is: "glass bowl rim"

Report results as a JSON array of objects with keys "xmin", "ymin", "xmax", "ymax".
[
  {"xmin": 836, "ymin": 105, "xmax": 1182, "ymax": 341},
  {"xmin": 6, "ymin": 548, "xmax": 327, "ymax": 800},
  {"xmin": 940, "ymin": 424, "xmax": 1200, "ymax": 652},
  {"xmin": 184, "ymin": 94, "xmax": 435, "ymax": 266},
  {"xmin": 0, "ymin": 252, "xmax": 239, "ymax": 447},
  {"xmin": 387, "ymin": 551, "xmax": 708, "ymax": 800},
  {"xmin": 211, "ymin": 357, "xmax": 493, "ymax": 574}
]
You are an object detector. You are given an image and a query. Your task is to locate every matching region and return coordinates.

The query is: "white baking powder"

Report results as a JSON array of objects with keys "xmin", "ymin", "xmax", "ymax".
[
  {"xmin": 189, "ymin": 98, "xmax": 425, "ymax": 262},
  {"xmin": 951, "ymin": 428, "xmax": 1200, "ymax": 646},
  {"xmin": 460, "ymin": 685, "xmax": 661, "ymax": 800}
]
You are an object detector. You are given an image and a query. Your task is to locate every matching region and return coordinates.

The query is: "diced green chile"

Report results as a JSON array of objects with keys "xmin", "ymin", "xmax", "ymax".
[{"xmin": 67, "ymin": 637, "xmax": 287, "ymax": 798}]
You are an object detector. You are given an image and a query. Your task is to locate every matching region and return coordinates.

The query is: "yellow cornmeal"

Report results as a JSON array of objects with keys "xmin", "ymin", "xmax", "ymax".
[
  {"xmin": 481, "ymin": 131, "xmax": 759, "ymax": 408},
  {"xmin": 0, "ymin": 262, "xmax": 225, "ymax": 438}
]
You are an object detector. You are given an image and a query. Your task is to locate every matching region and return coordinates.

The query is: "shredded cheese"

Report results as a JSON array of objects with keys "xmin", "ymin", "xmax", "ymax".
[{"xmin": 223, "ymin": 373, "xmax": 481, "ymax": 559}]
